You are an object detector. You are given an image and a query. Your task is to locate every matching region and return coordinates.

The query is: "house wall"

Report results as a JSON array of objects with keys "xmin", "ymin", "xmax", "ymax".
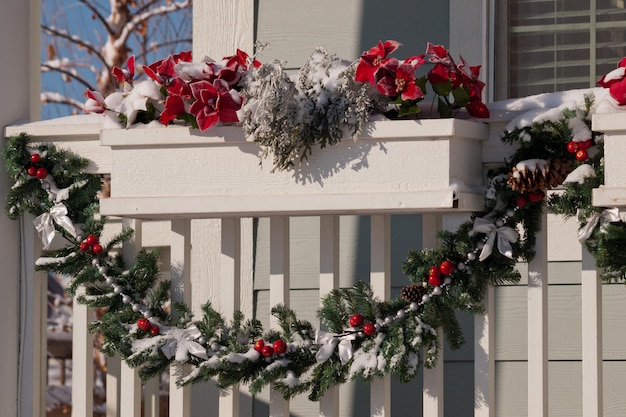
[{"xmin": 0, "ymin": 1, "xmax": 40, "ymax": 416}]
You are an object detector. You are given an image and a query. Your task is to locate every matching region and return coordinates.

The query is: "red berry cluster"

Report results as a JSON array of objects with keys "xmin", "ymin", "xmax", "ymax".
[
  {"xmin": 137, "ymin": 317, "xmax": 160, "ymax": 336},
  {"xmin": 428, "ymin": 260, "xmax": 455, "ymax": 287},
  {"xmin": 515, "ymin": 190, "xmax": 545, "ymax": 207},
  {"xmin": 26, "ymin": 153, "xmax": 49, "ymax": 180},
  {"xmin": 254, "ymin": 338, "xmax": 288, "ymax": 358},
  {"xmin": 79, "ymin": 234, "xmax": 103, "ymax": 255},
  {"xmin": 567, "ymin": 139, "xmax": 592, "ymax": 162},
  {"xmin": 349, "ymin": 313, "xmax": 376, "ymax": 336}
]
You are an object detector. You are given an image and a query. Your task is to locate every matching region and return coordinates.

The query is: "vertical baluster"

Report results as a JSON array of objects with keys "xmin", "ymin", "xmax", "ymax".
[
  {"xmin": 474, "ymin": 285, "xmax": 495, "ymax": 417},
  {"xmin": 370, "ymin": 214, "xmax": 391, "ymax": 417},
  {"xmin": 421, "ymin": 214, "xmax": 444, "ymax": 417},
  {"xmin": 220, "ymin": 218, "xmax": 241, "ymax": 417},
  {"xmin": 319, "ymin": 215, "xmax": 340, "ymax": 417},
  {"xmin": 582, "ymin": 246, "xmax": 603, "ymax": 417},
  {"xmin": 106, "ymin": 357, "xmax": 121, "ymax": 417},
  {"xmin": 120, "ymin": 218, "xmax": 142, "ymax": 417},
  {"xmin": 528, "ymin": 212, "xmax": 548, "ymax": 417},
  {"xmin": 143, "ymin": 372, "xmax": 160, "ymax": 417},
  {"xmin": 170, "ymin": 219, "xmax": 192, "ymax": 417},
  {"xmin": 73, "ymin": 287, "xmax": 94, "ymax": 417},
  {"xmin": 269, "ymin": 217, "xmax": 290, "ymax": 417}
]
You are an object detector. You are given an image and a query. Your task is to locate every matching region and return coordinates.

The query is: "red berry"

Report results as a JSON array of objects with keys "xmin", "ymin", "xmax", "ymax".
[
  {"xmin": 137, "ymin": 318, "xmax": 151, "ymax": 332},
  {"xmin": 566, "ymin": 141, "xmax": 579, "ymax": 153},
  {"xmin": 579, "ymin": 139, "xmax": 593, "ymax": 150},
  {"xmin": 30, "ymin": 154, "xmax": 41, "ymax": 164},
  {"xmin": 428, "ymin": 275, "xmax": 442, "ymax": 287},
  {"xmin": 86, "ymin": 234, "xmax": 99, "ymax": 245},
  {"xmin": 261, "ymin": 345, "xmax": 274, "ymax": 358},
  {"xmin": 515, "ymin": 196, "xmax": 527, "ymax": 207},
  {"xmin": 27, "ymin": 166, "xmax": 37, "ymax": 176},
  {"xmin": 363, "ymin": 322, "xmax": 376, "ymax": 336},
  {"xmin": 254, "ymin": 339, "xmax": 265, "ymax": 353},
  {"xmin": 273, "ymin": 339, "xmax": 287, "ymax": 355},
  {"xmin": 36, "ymin": 167, "xmax": 48, "ymax": 179},
  {"xmin": 575, "ymin": 149, "xmax": 588, "ymax": 161},
  {"xmin": 349, "ymin": 313, "xmax": 364, "ymax": 327},
  {"xmin": 528, "ymin": 190, "xmax": 545, "ymax": 203},
  {"xmin": 439, "ymin": 260, "xmax": 455, "ymax": 276},
  {"xmin": 79, "ymin": 241, "xmax": 90, "ymax": 252},
  {"xmin": 428, "ymin": 266, "xmax": 441, "ymax": 279},
  {"xmin": 149, "ymin": 324, "xmax": 160, "ymax": 336},
  {"xmin": 92, "ymin": 244, "xmax": 103, "ymax": 255}
]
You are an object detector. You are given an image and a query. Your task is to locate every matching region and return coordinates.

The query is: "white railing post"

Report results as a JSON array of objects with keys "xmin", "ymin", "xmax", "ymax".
[
  {"xmin": 370, "ymin": 214, "xmax": 391, "ymax": 417},
  {"xmin": 269, "ymin": 216, "xmax": 290, "ymax": 417},
  {"xmin": 319, "ymin": 215, "xmax": 340, "ymax": 417},
  {"xmin": 120, "ymin": 218, "xmax": 143, "ymax": 417},
  {"xmin": 474, "ymin": 285, "xmax": 495, "ymax": 417},
  {"xmin": 581, "ymin": 246, "xmax": 603, "ymax": 417},
  {"xmin": 143, "ymin": 377, "xmax": 160, "ymax": 417},
  {"xmin": 220, "ymin": 218, "xmax": 242, "ymax": 417},
  {"xmin": 527, "ymin": 212, "xmax": 548, "ymax": 417},
  {"xmin": 73, "ymin": 287, "xmax": 94, "ymax": 417},
  {"xmin": 170, "ymin": 219, "xmax": 192, "ymax": 417},
  {"xmin": 422, "ymin": 214, "xmax": 444, "ymax": 417}
]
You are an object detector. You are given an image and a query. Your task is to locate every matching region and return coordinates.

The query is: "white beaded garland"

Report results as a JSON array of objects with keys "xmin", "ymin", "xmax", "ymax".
[
  {"xmin": 143, "ymin": 310, "xmax": 153, "ymax": 318},
  {"xmin": 113, "ymin": 285, "xmax": 122, "ymax": 294},
  {"xmin": 98, "ymin": 266, "xmax": 107, "ymax": 274},
  {"xmin": 444, "ymin": 277, "xmax": 452, "ymax": 285},
  {"xmin": 105, "ymin": 276, "xmax": 114, "ymax": 285},
  {"xmin": 396, "ymin": 309, "xmax": 405, "ymax": 319},
  {"xmin": 197, "ymin": 336, "xmax": 207, "ymax": 345},
  {"xmin": 467, "ymin": 252, "xmax": 476, "ymax": 261},
  {"xmin": 132, "ymin": 304, "xmax": 141, "ymax": 312},
  {"xmin": 506, "ymin": 208, "xmax": 515, "ymax": 217},
  {"xmin": 409, "ymin": 302, "xmax": 419, "ymax": 311},
  {"xmin": 421, "ymin": 294, "xmax": 430, "ymax": 303},
  {"xmin": 457, "ymin": 262, "xmax": 466, "ymax": 271},
  {"xmin": 384, "ymin": 317, "xmax": 392, "ymax": 326},
  {"xmin": 432, "ymin": 287, "xmax": 442, "ymax": 296},
  {"xmin": 122, "ymin": 295, "xmax": 131, "ymax": 304},
  {"xmin": 495, "ymin": 218, "xmax": 504, "ymax": 227}
]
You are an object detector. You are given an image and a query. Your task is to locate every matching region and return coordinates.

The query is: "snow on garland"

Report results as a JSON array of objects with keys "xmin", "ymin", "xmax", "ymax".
[{"xmin": 5, "ymin": 45, "xmax": 626, "ymax": 401}]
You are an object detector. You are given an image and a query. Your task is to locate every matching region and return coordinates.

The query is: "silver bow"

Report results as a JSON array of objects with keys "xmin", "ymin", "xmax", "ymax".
[
  {"xmin": 315, "ymin": 330, "xmax": 356, "ymax": 364},
  {"xmin": 473, "ymin": 217, "xmax": 519, "ymax": 261},
  {"xmin": 161, "ymin": 324, "xmax": 208, "ymax": 362},
  {"xmin": 577, "ymin": 208, "xmax": 623, "ymax": 243},
  {"xmin": 33, "ymin": 202, "xmax": 78, "ymax": 250}
]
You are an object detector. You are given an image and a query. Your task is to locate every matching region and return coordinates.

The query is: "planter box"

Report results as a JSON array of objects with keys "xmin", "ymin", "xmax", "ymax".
[
  {"xmin": 99, "ymin": 118, "xmax": 488, "ymax": 219},
  {"xmin": 592, "ymin": 113, "xmax": 626, "ymax": 207}
]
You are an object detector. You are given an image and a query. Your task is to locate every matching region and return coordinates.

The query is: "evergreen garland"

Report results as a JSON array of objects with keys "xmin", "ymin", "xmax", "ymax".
[{"xmin": 5, "ymin": 88, "xmax": 626, "ymax": 401}]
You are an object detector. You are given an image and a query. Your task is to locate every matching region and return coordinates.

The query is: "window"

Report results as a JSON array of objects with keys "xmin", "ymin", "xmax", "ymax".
[{"xmin": 495, "ymin": 0, "xmax": 626, "ymax": 100}]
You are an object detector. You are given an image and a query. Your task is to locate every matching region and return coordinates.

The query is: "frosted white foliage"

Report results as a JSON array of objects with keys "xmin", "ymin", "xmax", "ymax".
[
  {"xmin": 279, "ymin": 370, "xmax": 301, "ymax": 388},
  {"xmin": 224, "ymin": 348, "xmax": 260, "ymax": 364},
  {"xmin": 349, "ymin": 333, "xmax": 386, "ymax": 378}
]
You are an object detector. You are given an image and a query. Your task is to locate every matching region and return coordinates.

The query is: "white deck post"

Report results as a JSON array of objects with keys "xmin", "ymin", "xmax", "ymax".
[
  {"xmin": 370, "ymin": 214, "xmax": 391, "ymax": 417},
  {"xmin": 474, "ymin": 285, "xmax": 495, "ymax": 417},
  {"xmin": 269, "ymin": 217, "xmax": 290, "ymax": 417},
  {"xmin": 72, "ymin": 287, "xmax": 94, "ymax": 417},
  {"xmin": 170, "ymin": 219, "xmax": 192, "ymax": 417},
  {"xmin": 422, "ymin": 214, "xmax": 444, "ymax": 417},
  {"xmin": 319, "ymin": 216, "xmax": 340, "ymax": 417},
  {"xmin": 527, "ymin": 212, "xmax": 548, "ymax": 417},
  {"xmin": 220, "ymin": 218, "xmax": 242, "ymax": 417},
  {"xmin": 581, "ymin": 246, "xmax": 603, "ymax": 417},
  {"xmin": 120, "ymin": 218, "xmax": 143, "ymax": 417}
]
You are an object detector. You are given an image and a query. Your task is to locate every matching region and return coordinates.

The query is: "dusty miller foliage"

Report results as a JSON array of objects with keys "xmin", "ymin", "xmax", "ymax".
[{"xmin": 241, "ymin": 47, "xmax": 388, "ymax": 171}]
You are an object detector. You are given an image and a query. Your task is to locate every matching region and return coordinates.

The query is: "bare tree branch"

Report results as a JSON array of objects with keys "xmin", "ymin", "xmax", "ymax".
[
  {"xmin": 115, "ymin": 1, "xmax": 191, "ymax": 51},
  {"xmin": 41, "ymin": 91, "xmax": 85, "ymax": 112},
  {"xmin": 42, "ymin": 24, "xmax": 111, "ymax": 72},
  {"xmin": 41, "ymin": 63, "xmax": 96, "ymax": 91},
  {"xmin": 78, "ymin": 0, "xmax": 114, "ymax": 36}
]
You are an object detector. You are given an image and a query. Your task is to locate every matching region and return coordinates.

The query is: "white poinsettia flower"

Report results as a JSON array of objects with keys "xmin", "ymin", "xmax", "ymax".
[{"xmin": 119, "ymin": 80, "xmax": 164, "ymax": 127}]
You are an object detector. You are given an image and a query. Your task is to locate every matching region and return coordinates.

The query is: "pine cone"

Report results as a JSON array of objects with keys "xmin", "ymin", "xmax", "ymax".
[
  {"xmin": 507, "ymin": 158, "xmax": 572, "ymax": 193},
  {"xmin": 401, "ymin": 284, "xmax": 427, "ymax": 304}
]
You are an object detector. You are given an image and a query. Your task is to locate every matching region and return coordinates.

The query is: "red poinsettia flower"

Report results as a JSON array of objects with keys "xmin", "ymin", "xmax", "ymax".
[
  {"xmin": 159, "ymin": 94, "xmax": 186, "ymax": 125},
  {"xmin": 375, "ymin": 58, "xmax": 424, "ymax": 101},
  {"xmin": 189, "ymin": 79, "xmax": 242, "ymax": 131},
  {"xmin": 83, "ymin": 89, "xmax": 106, "ymax": 113},
  {"xmin": 598, "ymin": 57, "xmax": 626, "ymax": 105},
  {"xmin": 166, "ymin": 77, "xmax": 193, "ymax": 100},
  {"xmin": 457, "ymin": 56, "xmax": 486, "ymax": 100},
  {"xmin": 425, "ymin": 42, "xmax": 451, "ymax": 65},
  {"xmin": 355, "ymin": 40, "xmax": 401, "ymax": 85},
  {"xmin": 223, "ymin": 49, "xmax": 261, "ymax": 70},
  {"xmin": 466, "ymin": 98, "xmax": 490, "ymax": 118},
  {"xmin": 112, "ymin": 56, "xmax": 135, "ymax": 84},
  {"xmin": 144, "ymin": 51, "xmax": 193, "ymax": 85}
]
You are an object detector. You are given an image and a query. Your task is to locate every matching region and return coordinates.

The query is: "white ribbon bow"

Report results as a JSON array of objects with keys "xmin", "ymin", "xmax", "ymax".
[
  {"xmin": 161, "ymin": 324, "xmax": 208, "ymax": 362},
  {"xmin": 472, "ymin": 217, "xmax": 519, "ymax": 261},
  {"xmin": 315, "ymin": 330, "xmax": 356, "ymax": 364},
  {"xmin": 33, "ymin": 202, "xmax": 78, "ymax": 250},
  {"xmin": 577, "ymin": 208, "xmax": 623, "ymax": 243}
]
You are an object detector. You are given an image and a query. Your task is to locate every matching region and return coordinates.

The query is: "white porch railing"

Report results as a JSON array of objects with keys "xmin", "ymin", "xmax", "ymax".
[{"xmin": 4, "ymin": 114, "xmax": 607, "ymax": 417}]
